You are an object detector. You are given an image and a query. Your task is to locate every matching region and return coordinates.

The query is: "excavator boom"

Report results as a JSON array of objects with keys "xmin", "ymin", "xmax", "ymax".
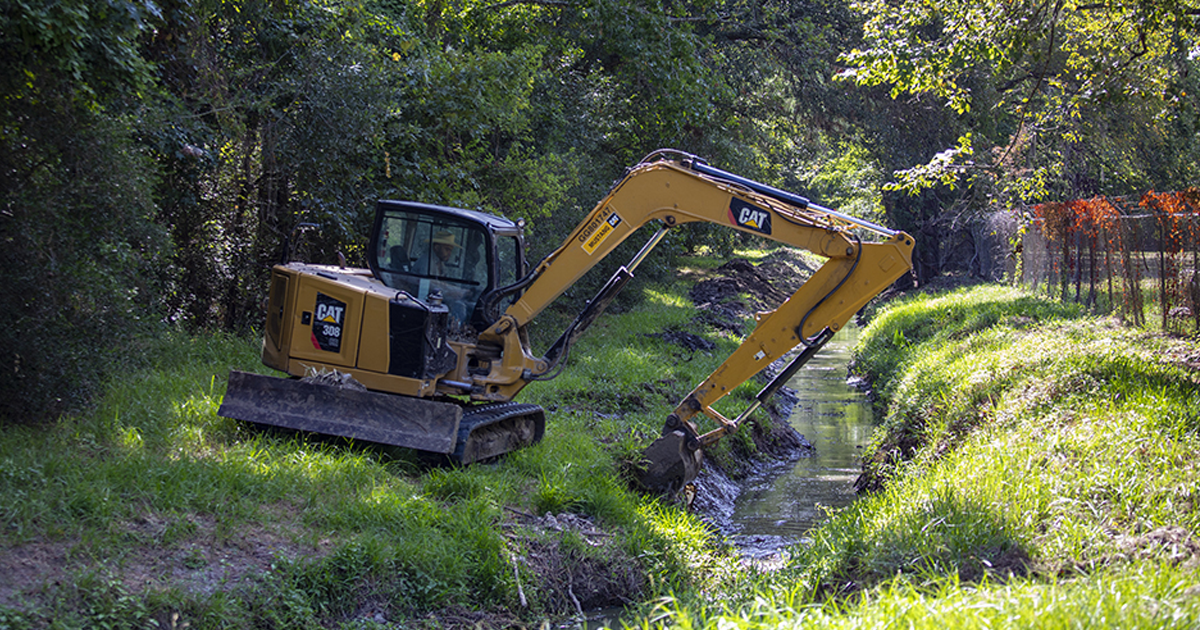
[{"xmin": 474, "ymin": 150, "xmax": 914, "ymax": 492}]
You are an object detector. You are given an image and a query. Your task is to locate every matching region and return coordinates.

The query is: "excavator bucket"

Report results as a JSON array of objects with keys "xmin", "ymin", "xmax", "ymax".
[
  {"xmin": 637, "ymin": 430, "xmax": 704, "ymax": 495},
  {"xmin": 219, "ymin": 371, "xmax": 463, "ymax": 453}
]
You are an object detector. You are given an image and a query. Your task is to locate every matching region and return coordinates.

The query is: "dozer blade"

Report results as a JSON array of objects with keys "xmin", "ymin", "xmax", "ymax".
[
  {"xmin": 637, "ymin": 430, "xmax": 703, "ymax": 495},
  {"xmin": 219, "ymin": 371, "xmax": 462, "ymax": 453}
]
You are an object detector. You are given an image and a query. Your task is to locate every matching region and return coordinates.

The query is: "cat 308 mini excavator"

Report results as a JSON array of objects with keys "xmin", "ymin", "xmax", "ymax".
[{"xmin": 218, "ymin": 150, "xmax": 914, "ymax": 494}]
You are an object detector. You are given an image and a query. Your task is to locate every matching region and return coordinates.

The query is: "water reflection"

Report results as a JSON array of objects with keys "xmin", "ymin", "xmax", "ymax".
[{"xmin": 729, "ymin": 325, "xmax": 873, "ymax": 555}]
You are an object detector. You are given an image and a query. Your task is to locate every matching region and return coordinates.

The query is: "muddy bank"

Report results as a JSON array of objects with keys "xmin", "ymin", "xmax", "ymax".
[{"xmin": 662, "ymin": 250, "xmax": 822, "ymax": 537}]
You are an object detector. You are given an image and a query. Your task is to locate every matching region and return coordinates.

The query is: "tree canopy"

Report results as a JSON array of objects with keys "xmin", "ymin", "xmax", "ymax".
[
  {"xmin": 840, "ymin": 0, "xmax": 1200, "ymax": 201},
  {"xmin": 2, "ymin": 0, "xmax": 1197, "ymax": 420}
]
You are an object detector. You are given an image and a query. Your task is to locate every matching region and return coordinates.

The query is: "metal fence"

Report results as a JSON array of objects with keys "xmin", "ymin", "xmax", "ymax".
[{"xmin": 1019, "ymin": 190, "xmax": 1200, "ymax": 334}]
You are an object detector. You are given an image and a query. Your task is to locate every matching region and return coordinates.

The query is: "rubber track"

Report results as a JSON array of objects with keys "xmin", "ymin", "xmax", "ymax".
[{"xmin": 451, "ymin": 402, "xmax": 546, "ymax": 463}]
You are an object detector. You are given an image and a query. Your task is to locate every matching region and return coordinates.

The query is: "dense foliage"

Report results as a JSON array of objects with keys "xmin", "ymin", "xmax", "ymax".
[
  {"xmin": 841, "ymin": 0, "xmax": 1200, "ymax": 200},
  {"xmin": 0, "ymin": 0, "xmax": 868, "ymax": 421},
  {"xmin": 1, "ymin": 0, "xmax": 170, "ymax": 420},
  {"xmin": 2, "ymin": 0, "xmax": 1198, "ymax": 421},
  {"xmin": 836, "ymin": 0, "xmax": 1200, "ymax": 280}
]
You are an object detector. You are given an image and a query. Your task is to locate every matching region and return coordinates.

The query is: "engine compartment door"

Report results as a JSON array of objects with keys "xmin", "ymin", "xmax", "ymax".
[{"xmin": 288, "ymin": 275, "xmax": 363, "ymax": 369}]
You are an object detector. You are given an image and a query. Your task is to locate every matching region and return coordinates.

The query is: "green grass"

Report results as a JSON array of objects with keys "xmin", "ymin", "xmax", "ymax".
[
  {"xmin": 648, "ymin": 563, "xmax": 1200, "ymax": 630},
  {"xmin": 0, "ymin": 261, "xmax": 758, "ymax": 628},
  {"xmin": 9, "ymin": 271, "xmax": 1195, "ymax": 629},
  {"xmin": 637, "ymin": 283, "xmax": 1200, "ymax": 629}
]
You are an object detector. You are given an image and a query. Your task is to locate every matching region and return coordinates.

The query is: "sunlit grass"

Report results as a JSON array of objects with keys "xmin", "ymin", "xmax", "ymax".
[
  {"xmin": 635, "ymin": 283, "xmax": 1200, "ymax": 629},
  {"xmin": 645, "ymin": 287, "xmax": 694, "ymax": 308},
  {"xmin": 677, "ymin": 563, "xmax": 1200, "ymax": 630},
  {"xmin": 0, "ymin": 275, "xmax": 737, "ymax": 628}
]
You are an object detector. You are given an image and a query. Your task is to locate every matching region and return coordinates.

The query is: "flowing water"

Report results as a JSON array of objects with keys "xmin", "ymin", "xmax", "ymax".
[
  {"xmin": 564, "ymin": 327, "xmax": 874, "ymax": 628},
  {"xmin": 729, "ymin": 325, "xmax": 875, "ymax": 557}
]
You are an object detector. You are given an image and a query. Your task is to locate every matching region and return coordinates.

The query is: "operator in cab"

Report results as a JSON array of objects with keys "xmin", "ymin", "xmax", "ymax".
[{"xmin": 412, "ymin": 229, "xmax": 483, "ymax": 325}]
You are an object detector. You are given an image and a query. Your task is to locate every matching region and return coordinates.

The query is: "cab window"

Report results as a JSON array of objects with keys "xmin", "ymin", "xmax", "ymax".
[
  {"xmin": 496, "ymin": 236, "xmax": 520, "ymax": 288},
  {"xmin": 374, "ymin": 210, "xmax": 489, "ymax": 326},
  {"xmin": 492, "ymin": 235, "xmax": 523, "ymax": 311}
]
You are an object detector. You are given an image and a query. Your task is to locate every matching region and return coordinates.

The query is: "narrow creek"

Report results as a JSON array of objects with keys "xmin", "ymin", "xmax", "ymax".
[
  {"xmin": 730, "ymin": 324, "xmax": 874, "ymax": 558},
  {"xmin": 571, "ymin": 327, "xmax": 874, "ymax": 628}
]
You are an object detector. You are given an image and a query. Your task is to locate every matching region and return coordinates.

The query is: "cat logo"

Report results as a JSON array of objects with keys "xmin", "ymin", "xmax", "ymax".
[
  {"xmin": 729, "ymin": 198, "xmax": 772, "ymax": 235},
  {"xmin": 316, "ymin": 303, "xmax": 344, "ymax": 325},
  {"xmin": 312, "ymin": 293, "xmax": 347, "ymax": 352}
]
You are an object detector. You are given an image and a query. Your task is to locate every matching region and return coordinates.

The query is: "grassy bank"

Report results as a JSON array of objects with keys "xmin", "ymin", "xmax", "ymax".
[
  {"xmin": 9, "ymin": 272, "xmax": 1196, "ymax": 629},
  {"xmin": 650, "ymin": 284, "xmax": 1200, "ymax": 628},
  {"xmin": 0, "ymin": 249, "xmax": 801, "ymax": 629}
]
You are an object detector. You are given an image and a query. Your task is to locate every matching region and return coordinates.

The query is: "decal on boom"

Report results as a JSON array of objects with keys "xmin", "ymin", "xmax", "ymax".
[
  {"xmin": 581, "ymin": 208, "xmax": 623, "ymax": 255},
  {"xmin": 730, "ymin": 198, "xmax": 772, "ymax": 235}
]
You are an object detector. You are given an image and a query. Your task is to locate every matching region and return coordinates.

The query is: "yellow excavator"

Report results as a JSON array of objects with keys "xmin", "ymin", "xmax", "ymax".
[{"xmin": 219, "ymin": 150, "xmax": 914, "ymax": 493}]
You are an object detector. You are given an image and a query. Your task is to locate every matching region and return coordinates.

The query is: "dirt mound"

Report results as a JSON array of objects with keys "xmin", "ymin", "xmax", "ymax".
[
  {"xmin": 688, "ymin": 253, "xmax": 815, "ymax": 334},
  {"xmin": 690, "ymin": 259, "xmax": 788, "ymax": 317},
  {"xmin": 1115, "ymin": 526, "xmax": 1200, "ymax": 566},
  {"xmin": 644, "ymin": 329, "xmax": 716, "ymax": 353}
]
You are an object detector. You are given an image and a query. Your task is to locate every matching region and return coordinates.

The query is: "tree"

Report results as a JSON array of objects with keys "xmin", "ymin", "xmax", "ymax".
[
  {"xmin": 838, "ymin": 0, "xmax": 1200, "ymax": 202},
  {"xmin": 0, "ymin": 0, "xmax": 169, "ymax": 421},
  {"xmin": 145, "ymin": 0, "xmax": 412, "ymax": 330}
]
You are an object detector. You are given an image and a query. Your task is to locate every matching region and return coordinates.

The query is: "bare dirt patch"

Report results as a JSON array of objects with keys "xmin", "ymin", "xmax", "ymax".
[
  {"xmin": 119, "ymin": 512, "xmax": 325, "ymax": 596},
  {"xmin": 0, "ymin": 538, "xmax": 76, "ymax": 609},
  {"xmin": 1114, "ymin": 526, "xmax": 1200, "ymax": 566},
  {"xmin": 1043, "ymin": 526, "xmax": 1200, "ymax": 577},
  {"xmin": 503, "ymin": 510, "xmax": 643, "ymax": 616},
  {"xmin": 0, "ymin": 507, "xmax": 328, "ymax": 612}
]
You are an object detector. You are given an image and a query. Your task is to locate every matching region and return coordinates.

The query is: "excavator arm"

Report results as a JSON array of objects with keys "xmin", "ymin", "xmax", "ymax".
[{"xmin": 476, "ymin": 150, "xmax": 914, "ymax": 492}]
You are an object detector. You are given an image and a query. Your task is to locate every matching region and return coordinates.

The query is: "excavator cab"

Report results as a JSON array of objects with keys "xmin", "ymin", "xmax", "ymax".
[{"xmin": 366, "ymin": 201, "xmax": 527, "ymax": 331}]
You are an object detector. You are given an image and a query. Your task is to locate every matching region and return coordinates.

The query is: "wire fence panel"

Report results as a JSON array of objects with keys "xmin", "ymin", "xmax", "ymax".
[{"xmin": 1019, "ymin": 189, "xmax": 1200, "ymax": 335}]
